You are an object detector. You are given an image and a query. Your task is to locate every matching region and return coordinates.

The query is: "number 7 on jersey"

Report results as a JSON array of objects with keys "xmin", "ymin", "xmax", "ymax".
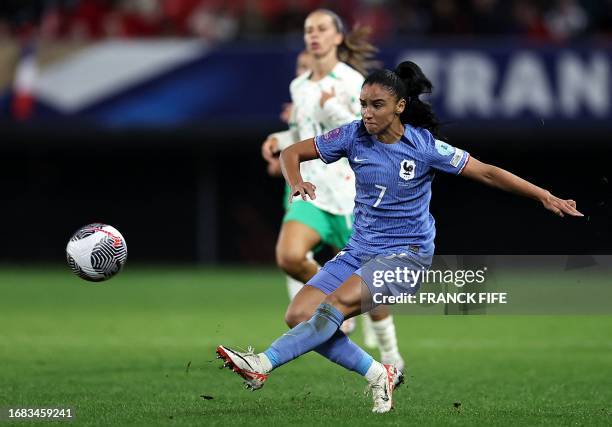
[{"xmin": 373, "ymin": 184, "xmax": 387, "ymax": 208}]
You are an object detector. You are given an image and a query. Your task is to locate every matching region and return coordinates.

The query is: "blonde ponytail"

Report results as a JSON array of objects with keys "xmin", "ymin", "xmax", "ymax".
[{"xmin": 339, "ymin": 24, "xmax": 379, "ymax": 76}]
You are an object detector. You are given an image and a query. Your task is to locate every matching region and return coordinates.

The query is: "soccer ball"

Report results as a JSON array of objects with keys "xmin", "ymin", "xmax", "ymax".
[{"xmin": 66, "ymin": 223, "xmax": 128, "ymax": 282}]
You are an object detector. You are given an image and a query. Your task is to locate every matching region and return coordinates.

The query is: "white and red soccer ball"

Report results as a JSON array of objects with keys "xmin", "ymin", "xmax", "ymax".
[{"xmin": 66, "ymin": 223, "xmax": 127, "ymax": 282}]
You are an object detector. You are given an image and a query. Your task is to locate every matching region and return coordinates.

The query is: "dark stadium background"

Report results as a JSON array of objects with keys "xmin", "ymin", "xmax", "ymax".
[{"xmin": 2, "ymin": 120, "xmax": 610, "ymax": 263}]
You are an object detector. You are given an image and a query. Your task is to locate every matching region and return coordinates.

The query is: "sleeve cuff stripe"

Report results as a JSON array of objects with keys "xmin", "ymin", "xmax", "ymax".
[{"xmin": 458, "ymin": 152, "xmax": 470, "ymax": 175}]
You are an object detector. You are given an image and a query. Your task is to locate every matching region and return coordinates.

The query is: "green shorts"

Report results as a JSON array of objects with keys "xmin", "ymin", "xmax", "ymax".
[{"xmin": 283, "ymin": 186, "xmax": 354, "ymax": 251}]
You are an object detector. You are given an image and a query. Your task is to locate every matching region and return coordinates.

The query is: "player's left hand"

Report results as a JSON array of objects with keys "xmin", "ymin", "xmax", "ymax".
[
  {"xmin": 320, "ymin": 86, "xmax": 336, "ymax": 108},
  {"xmin": 541, "ymin": 192, "xmax": 584, "ymax": 217},
  {"xmin": 289, "ymin": 181, "xmax": 317, "ymax": 203}
]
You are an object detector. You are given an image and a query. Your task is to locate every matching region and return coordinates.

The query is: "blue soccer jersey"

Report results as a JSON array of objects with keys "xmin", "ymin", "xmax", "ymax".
[{"xmin": 313, "ymin": 120, "xmax": 470, "ymax": 255}]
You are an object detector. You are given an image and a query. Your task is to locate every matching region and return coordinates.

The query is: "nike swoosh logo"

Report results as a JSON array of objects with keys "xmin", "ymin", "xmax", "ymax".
[{"xmin": 353, "ymin": 157, "xmax": 368, "ymax": 163}]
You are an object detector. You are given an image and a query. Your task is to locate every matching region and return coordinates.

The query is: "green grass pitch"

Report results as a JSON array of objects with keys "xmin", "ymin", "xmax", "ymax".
[{"xmin": 1, "ymin": 266, "xmax": 611, "ymax": 426}]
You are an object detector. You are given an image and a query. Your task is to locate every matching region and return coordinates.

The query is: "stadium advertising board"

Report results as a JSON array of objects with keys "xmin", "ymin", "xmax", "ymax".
[{"xmin": 1, "ymin": 40, "xmax": 610, "ymax": 131}]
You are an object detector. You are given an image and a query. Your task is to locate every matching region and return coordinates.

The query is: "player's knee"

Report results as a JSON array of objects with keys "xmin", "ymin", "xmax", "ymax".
[
  {"xmin": 284, "ymin": 307, "xmax": 310, "ymax": 327},
  {"xmin": 276, "ymin": 249, "xmax": 306, "ymax": 276}
]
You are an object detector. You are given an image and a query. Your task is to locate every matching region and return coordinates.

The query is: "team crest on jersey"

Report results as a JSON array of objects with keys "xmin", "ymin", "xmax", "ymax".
[
  {"xmin": 322, "ymin": 127, "xmax": 342, "ymax": 142},
  {"xmin": 399, "ymin": 159, "xmax": 416, "ymax": 181}
]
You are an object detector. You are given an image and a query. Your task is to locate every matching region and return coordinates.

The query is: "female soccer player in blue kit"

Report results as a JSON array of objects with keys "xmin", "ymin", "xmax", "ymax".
[{"xmin": 217, "ymin": 61, "xmax": 583, "ymax": 413}]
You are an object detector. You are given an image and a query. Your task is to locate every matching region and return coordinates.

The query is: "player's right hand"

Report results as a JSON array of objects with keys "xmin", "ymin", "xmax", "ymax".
[
  {"xmin": 261, "ymin": 136, "xmax": 279, "ymax": 162},
  {"xmin": 289, "ymin": 182, "xmax": 316, "ymax": 203}
]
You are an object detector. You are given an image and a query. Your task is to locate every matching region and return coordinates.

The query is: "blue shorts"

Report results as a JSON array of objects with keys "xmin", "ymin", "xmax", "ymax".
[{"xmin": 306, "ymin": 243, "xmax": 433, "ymax": 307}]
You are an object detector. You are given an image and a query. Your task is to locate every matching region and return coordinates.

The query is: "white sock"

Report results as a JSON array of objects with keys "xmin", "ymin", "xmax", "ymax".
[
  {"xmin": 286, "ymin": 276, "xmax": 304, "ymax": 300},
  {"xmin": 364, "ymin": 360, "xmax": 385, "ymax": 383},
  {"xmin": 361, "ymin": 315, "xmax": 378, "ymax": 348},
  {"xmin": 371, "ymin": 315, "xmax": 401, "ymax": 362},
  {"xmin": 258, "ymin": 352, "xmax": 273, "ymax": 373}
]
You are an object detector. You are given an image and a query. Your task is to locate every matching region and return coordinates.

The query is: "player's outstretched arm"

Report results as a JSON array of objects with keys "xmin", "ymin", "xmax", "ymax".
[
  {"xmin": 460, "ymin": 156, "xmax": 584, "ymax": 218},
  {"xmin": 279, "ymin": 138, "xmax": 319, "ymax": 203}
]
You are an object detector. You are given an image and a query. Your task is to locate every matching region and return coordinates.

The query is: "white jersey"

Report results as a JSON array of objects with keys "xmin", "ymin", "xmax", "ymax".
[{"xmin": 272, "ymin": 62, "xmax": 363, "ymax": 215}]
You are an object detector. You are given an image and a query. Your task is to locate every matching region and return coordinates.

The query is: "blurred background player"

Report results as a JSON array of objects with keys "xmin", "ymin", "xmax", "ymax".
[
  {"xmin": 260, "ymin": 9, "xmax": 402, "ymax": 368},
  {"xmin": 262, "ymin": 50, "xmax": 324, "ymax": 313},
  {"xmin": 263, "ymin": 50, "xmax": 366, "ymax": 335}
]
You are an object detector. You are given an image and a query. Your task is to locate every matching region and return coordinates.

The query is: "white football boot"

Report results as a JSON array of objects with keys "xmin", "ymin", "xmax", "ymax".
[
  {"xmin": 367, "ymin": 364, "xmax": 404, "ymax": 413},
  {"xmin": 216, "ymin": 345, "xmax": 269, "ymax": 390}
]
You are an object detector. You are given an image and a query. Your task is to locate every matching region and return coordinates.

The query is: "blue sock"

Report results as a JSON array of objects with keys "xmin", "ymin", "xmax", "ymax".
[
  {"xmin": 315, "ymin": 330, "xmax": 374, "ymax": 376},
  {"xmin": 264, "ymin": 303, "xmax": 344, "ymax": 369}
]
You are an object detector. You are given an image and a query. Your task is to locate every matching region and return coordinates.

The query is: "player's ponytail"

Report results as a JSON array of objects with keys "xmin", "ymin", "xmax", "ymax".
[
  {"xmin": 394, "ymin": 61, "xmax": 440, "ymax": 137},
  {"xmin": 339, "ymin": 24, "xmax": 379, "ymax": 76},
  {"xmin": 363, "ymin": 61, "xmax": 440, "ymax": 137},
  {"xmin": 316, "ymin": 9, "xmax": 379, "ymax": 76}
]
